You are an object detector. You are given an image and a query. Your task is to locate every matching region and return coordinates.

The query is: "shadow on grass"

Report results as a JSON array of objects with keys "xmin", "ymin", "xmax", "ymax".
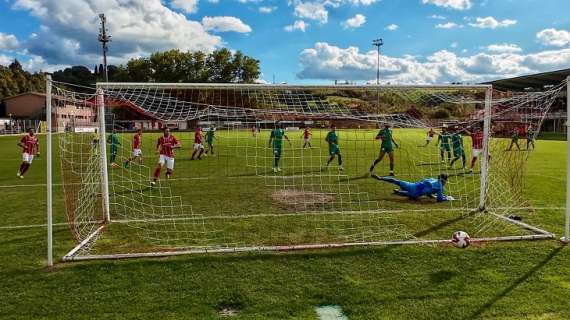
[{"xmin": 468, "ymin": 246, "xmax": 564, "ymax": 319}]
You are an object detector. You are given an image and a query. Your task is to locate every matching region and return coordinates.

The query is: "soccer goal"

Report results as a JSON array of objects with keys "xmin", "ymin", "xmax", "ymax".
[{"xmin": 44, "ymin": 77, "xmax": 570, "ymax": 265}]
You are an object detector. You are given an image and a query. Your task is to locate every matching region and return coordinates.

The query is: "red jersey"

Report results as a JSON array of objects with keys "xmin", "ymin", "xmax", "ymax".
[
  {"xmin": 303, "ymin": 129, "xmax": 311, "ymax": 139},
  {"xmin": 20, "ymin": 134, "xmax": 39, "ymax": 154},
  {"xmin": 157, "ymin": 135, "xmax": 179, "ymax": 157},
  {"xmin": 428, "ymin": 129, "xmax": 435, "ymax": 137},
  {"xmin": 471, "ymin": 131, "xmax": 484, "ymax": 149},
  {"xmin": 132, "ymin": 133, "xmax": 142, "ymax": 149},
  {"xmin": 194, "ymin": 131, "xmax": 202, "ymax": 144}
]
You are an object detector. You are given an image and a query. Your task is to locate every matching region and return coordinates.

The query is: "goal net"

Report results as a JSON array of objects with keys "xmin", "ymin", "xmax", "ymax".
[{"xmin": 49, "ymin": 81, "xmax": 565, "ymax": 261}]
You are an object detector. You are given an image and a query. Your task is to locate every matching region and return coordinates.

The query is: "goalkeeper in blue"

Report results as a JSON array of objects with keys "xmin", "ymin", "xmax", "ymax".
[{"xmin": 371, "ymin": 173, "xmax": 452, "ymax": 202}]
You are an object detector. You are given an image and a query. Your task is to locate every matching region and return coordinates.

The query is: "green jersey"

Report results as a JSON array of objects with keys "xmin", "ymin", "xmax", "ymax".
[
  {"xmin": 107, "ymin": 134, "xmax": 120, "ymax": 145},
  {"xmin": 325, "ymin": 131, "xmax": 338, "ymax": 145},
  {"xmin": 325, "ymin": 131, "xmax": 340, "ymax": 155},
  {"xmin": 439, "ymin": 132, "xmax": 452, "ymax": 151},
  {"xmin": 206, "ymin": 130, "xmax": 215, "ymax": 143},
  {"xmin": 451, "ymin": 133, "xmax": 463, "ymax": 151},
  {"xmin": 270, "ymin": 128, "xmax": 286, "ymax": 149},
  {"xmin": 377, "ymin": 128, "xmax": 395, "ymax": 151}
]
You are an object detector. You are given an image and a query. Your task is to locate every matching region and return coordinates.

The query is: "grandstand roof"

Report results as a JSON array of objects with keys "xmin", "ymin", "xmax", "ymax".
[{"xmin": 484, "ymin": 68, "xmax": 570, "ymax": 91}]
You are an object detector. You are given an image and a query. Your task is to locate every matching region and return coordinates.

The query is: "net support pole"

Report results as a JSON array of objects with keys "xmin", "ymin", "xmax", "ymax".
[
  {"xmin": 479, "ymin": 86, "xmax": 492, "ymax": 211},
  {"xmin": 97, "ymin": 87, "xmax": 111, "ymax": 222},
  {"xmin": 46, "ymin": 75, "xmax": 53, "ymax": 268},
  {"xmin": 563, "ymin": 77, "xmax": 570, "ymax": 243}
]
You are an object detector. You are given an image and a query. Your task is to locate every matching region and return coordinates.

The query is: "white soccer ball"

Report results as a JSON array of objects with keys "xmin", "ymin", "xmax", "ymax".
[{"xmin": 451, "ymin": 231, "xmax": 470, "ymax": 248}]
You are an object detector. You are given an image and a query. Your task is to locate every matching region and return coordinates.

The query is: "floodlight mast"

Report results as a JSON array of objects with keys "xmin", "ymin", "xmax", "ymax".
[
  {"xmin": 372, "ymin": 38, "xmax": 383, "ymax": 85},
  {"xmin": 98, "ymin": 14, "xmax": 111, "ymax": 82}
]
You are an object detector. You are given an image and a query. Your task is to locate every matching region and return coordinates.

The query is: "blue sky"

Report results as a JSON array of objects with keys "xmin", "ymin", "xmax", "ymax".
[{"xmin": 0, "ymin": 0, "xmax": 569, "ymax": 84}]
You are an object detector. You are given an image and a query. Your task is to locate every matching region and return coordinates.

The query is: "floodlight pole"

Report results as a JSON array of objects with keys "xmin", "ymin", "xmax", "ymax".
[
  {"xmin": 98, "ymin": 14, "xmax": 111, "ymax": 82},
  {"xmin": 46, "ymin": 75, "xmax": 53, "ymax": 268},
  {"xmin": 372, "ymin": 38, "xmax": 383, "ymax": 85},
  {"xmin": 563, "ymin": 76, "xmax": 570, "ymax": 243}
]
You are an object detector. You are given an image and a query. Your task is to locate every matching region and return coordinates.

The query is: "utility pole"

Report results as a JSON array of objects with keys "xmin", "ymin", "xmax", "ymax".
[
  {"xmin": 98, "ymin": 14, "xmax": 111, "ymax": 82},
  {"xmin": 372, "ymin": 38, "xmax": 383, "ymax": 85}
]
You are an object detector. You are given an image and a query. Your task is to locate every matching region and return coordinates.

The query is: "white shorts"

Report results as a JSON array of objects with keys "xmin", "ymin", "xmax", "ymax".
[
  {"xmin": 304, "ymin": 138, "xmax": 311, "ymax": 143},
  {"xmin": 427, "ymin": 136, "xmax": 433, "ymax": 141},
  {"xmin": 22, "ymin": 153, "xmax": 34, "ymax": 163},
  {"xmin": 193, "ymin": 143, "xmax": 204, "ymax": 150},
  {"xmin": 132, "ymin": 149, "xmax": 142, "ymax": 157},
  {"xmin": 472, "ymin": 149, "xmax": 482, "ymax": 158},
  {"xmin": 159, "ymin": 155, "xmax": 175, "ymax": 170}
]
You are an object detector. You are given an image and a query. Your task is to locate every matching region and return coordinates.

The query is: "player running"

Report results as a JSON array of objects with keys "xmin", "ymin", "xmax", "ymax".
[
  {"xmin": 17, "ymin": 128, "xmax": 39, "ymax": 179},
  {"xmin": 437, "ymin": 126, "xmax": 452, "ymax": 163},
  {"xmin": 191, "ymin": 127, "xmax": 205, "ymax": 160},
  {"xmin": 465, "ymin": 126, "xmax": 484, "ymax": 174},
  {"xmin": 268, "ymin": 123, "xmax": 291, "ymax": 173},
  {"xmin": 325, "ymin": 125, "xmax": 344, "ymax": 171},
  {"xmin": 107, "ymin": 129, "xmax": 121, "ymax": 167},
  {"xmin": 205, "ymin": 125, "xmax": 216, "ymax": 155},
  {"xmin": 507, "ymin": 127, "xmax": 521, "ymax": 151},
  {"xmin": 302, "ymin": 127, "xmax": 312, "ymax": 148},
  {"xmin": 152, "ymin": 128, "xmax": 181, "ymax": 185},
  {"xmin": 369, "ymin": 124, "xmax": 399, "ymax": 176},
  {"xmin": 371, "ymin": 173, "xmax": 452, "ymax": 202},
  {"xmin": 421, "ymin": 128, "xmax": 436, "ymax": 147},
  {"xmin": 449, "ymin": 127, "xmax": 466, "ymax": 170},
  {"xmin": 124, "ymin": 128, "xmax": 143, "ymax": 167},
  {"xmin": 526, "ymin": 125, "xmax": 536, "ymax": 150}
]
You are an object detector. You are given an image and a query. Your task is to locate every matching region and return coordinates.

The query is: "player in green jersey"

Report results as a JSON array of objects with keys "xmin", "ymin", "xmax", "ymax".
[
  {"xmin": 449, "ymin": 126, "xmax": 466, "ymax": 169},
  {"xmin": 106, "ymin": 129, "xmax": 121, "ymax": 167},
  {"xmin": 268, "ymin": 123, "xmax": 291, "ymax": 173},
  {"xmin": 325, "ymin": 125, "xmax": 344, "ymax": 171},
  {"xmin": 205, "ymin": 125, "xmax": 216, "ymax": 155},
  {"xmin": 437, "ymin": 126, "xmax": 452, "ymax": 163},
  {"xmin": 507, "ymin": 127, "xmax": 521, "ymax": 151},
  {"xmin": 370, "ymin": 124, "xmax": 399, "ymax": 176}
]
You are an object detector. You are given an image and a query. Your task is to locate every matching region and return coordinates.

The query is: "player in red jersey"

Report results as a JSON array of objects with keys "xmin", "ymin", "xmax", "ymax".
[
  {"xmin": 151, "ymin": 128, "xmax": 181, "ymax": 185},
  {"xmin": 465, "ymin": 126, "xmax": 484, "ymax": 174},
  {"xmin": 302, "ymin": 127, "xmax": 312, "ymax": 148},
  {"xmin": 124, "ymin": 128, "xmax": 143, "ymax": 168},
  {"xmin": 421, "ymin": 128, "xmax": 436, "ymax": 147},
  {"xmin": 251, "ymin": 125, "xmax": 257, "ymax": 137},
  {"xmin": 191, "ymin": 127, "xmax": 205, "ymax": 160},
  {"xmin": 17, "ymin": 128, "xmax": 39, "ymax": 179}
]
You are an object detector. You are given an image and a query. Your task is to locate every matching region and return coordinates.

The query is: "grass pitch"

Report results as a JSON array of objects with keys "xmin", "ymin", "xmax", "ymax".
[{"xmin": 0, "ymin": 130, "xmax": 569, "ymax": 319}]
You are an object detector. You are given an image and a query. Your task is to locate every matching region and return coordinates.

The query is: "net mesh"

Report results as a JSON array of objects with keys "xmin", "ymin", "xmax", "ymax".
[{"xmin": 51, "ymin": 81, "xmax": 565, "ymax": 258}]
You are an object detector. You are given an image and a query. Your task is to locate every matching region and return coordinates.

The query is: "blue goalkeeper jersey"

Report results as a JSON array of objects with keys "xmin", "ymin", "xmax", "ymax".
[{"xmin": 410, "ymin": 178, "xmax": 447, "ymax": 202}]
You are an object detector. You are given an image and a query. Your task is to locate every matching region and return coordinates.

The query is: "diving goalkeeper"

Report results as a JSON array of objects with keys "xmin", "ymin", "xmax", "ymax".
[{"xmin": 371, "ymin": 173, "xmax": 452, "ymax": 202}]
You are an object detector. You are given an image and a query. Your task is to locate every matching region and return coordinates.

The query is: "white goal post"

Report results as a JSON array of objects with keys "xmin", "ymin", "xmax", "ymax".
[{"xmin": 45, "ymin": 80, "xmax": 568, "ymax": 264}]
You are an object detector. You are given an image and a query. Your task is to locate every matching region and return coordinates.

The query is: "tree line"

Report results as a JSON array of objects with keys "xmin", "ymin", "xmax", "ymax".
[{"xmin": 0, "ymin": 48, "xmax": 261, "ymax": 102}]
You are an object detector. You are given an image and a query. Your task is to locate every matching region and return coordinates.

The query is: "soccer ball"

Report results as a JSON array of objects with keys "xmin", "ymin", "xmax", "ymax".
[{"xmin": 451, "ymin": 231, "xmax": 470, "ymax": 248}]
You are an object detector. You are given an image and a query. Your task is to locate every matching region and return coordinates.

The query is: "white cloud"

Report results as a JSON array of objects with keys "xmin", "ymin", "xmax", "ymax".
[
  {"xmin": 12, "ymin": 0, "xmax": 222, "ymax": 66},
  {"xmin": 284, "ymin": 20, "xmax": 309, "ymax": 32},
  {"xmin": 450, "ymin": 42, "xmax": 458, "ymax": 48},
  {"xmin": 421, "ymin": 0, "xmax": 472, "ymax": 10},
  {"xmin": 486, "ymin": 43, "xmax": 522, "ymax": 53},
  {"xmin": 435, "ymin": 22, "xmax": 462, "ymax": 29},
  {"xmin": 202, "ymin": 16, "xmax": 252, "ymax": 33},
  {"xmin": 171, "ymin": 0, "xmax": 199, "ymax": 13},
  {"xmin": 294, "ymin": 2, "xmax": 328, "ymax": 24},
  {"xmin": 385, "ymin": 24, "xmax": 398, "ymax": 31},
  {"xmin": 468, "ymin": 17, "xmax": 517, "ymax": 29},
  {"xmin": 0, "ymin": 54, "xmax": 13, "ymax": 66},
  {"xmin": 0, "ymin": 33, "xmax": 20, "ymax": 50},
  {"xmin": 429, "ymin": 14, "xmax": 446, "ymax": 20},
  {"xmin": 342, "ymin": 14, "xmax": 366, "ymax": 29},
  {"xmin": 259, "ymin": 6, "xmax": 277, "ymax": 13},
  {"xmin": 536, "ymin": 28, "xmax": 570, "ymax": 47},
  {"xmin": 296, "ymin": 42, "xmax": 570, "ymax": 84}
]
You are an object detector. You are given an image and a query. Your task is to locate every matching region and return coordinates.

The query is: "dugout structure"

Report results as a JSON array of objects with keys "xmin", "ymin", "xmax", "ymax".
[{"xmin": 44, "ymin": 77, "xmax": 570, "ymax": 265}]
